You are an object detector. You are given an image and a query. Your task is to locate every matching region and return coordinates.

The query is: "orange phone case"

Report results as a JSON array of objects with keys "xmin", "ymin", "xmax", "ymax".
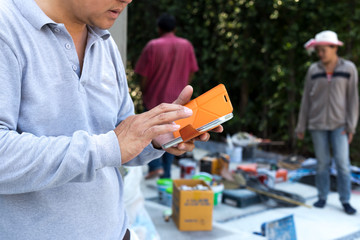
[{"xmin": 173, "ymin": 84, "xmax": 233, "ymax": 142}]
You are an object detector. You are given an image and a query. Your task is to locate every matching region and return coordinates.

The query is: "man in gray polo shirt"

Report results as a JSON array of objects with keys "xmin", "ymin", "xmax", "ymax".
[
  {"xmin": 0, "ymin": 0, "xmax": 221, "ymax": 239},
  {"xmin": 296, "ymin": 30, "xmax": 358, "ymax": 215}
]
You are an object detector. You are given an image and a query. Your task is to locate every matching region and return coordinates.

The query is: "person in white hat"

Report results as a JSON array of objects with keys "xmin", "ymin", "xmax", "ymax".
[{"xmin": 296, "ymin": 30, "xmax": 358, "ymax": 215}]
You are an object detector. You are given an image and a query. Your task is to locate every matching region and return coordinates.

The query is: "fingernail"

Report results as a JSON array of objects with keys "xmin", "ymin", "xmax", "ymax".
[
  {"xmin": 173, "ymin": 124, "xmax": 180, "ymax": 130},
  {"xmin": 183, "ymin": 107, "xmax": 192, "ymax": 115}
]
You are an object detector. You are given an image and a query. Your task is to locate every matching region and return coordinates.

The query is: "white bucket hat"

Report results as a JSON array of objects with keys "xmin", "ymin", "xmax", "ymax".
[{"xmin": 304, "ymin": 30, "xmax": 343, "ymax": 53}]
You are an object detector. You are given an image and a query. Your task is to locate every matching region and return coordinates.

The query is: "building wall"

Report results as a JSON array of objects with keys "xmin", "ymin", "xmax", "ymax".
[{"xmin": 109, "ymin": 7, "xmax": 127, "ymax": 67}]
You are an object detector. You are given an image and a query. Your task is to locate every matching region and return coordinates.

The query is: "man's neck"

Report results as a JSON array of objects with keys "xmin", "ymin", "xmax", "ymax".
[
  {"xmin": 159, "ymin": 31, "xmax": 175, "ymax": 37},
  {"xmin": 35, "ymin": 0, "xmax": 88, "ymax": 72},
  {"xmin": 34, "ymin": 0, "xmax": 87, "ymax": 37}
]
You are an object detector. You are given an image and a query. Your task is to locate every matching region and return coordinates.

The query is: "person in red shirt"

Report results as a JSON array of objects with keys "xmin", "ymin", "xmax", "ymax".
[{"xmin": 135, "ymin": 13, "xmax": 199, "ymax": 179}]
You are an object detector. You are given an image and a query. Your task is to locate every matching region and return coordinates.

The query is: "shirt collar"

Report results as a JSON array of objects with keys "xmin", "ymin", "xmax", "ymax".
[
  {"xmin": 13, "ymin": 0, "xmax": 110, "ymax": 40},
  {"xmin": 161, "ymin": 32, "xmax": 176, "ymax": 38},
  {"xmin": 13, "ymin": 0, "xmax": 55, "ymax": 30},
  {"xmin": 317, "ymin": 57, "xmax": 344, "ymax": 70},
  {"xmin": 88, "ymin": 26, "xmax": 111, "ymax": 40},
  {"xmin": 337, "ymin": 57, "xmax": 345, "ymax": 66}
]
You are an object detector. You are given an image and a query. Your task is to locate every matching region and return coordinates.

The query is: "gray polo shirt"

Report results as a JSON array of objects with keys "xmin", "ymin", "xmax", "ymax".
[
  {"xmin": 296, "ymin": 58, "xmax": 359, "ymax": 134},
  {"xmin": 0, "ymin": 0, "xmax": 163, "ymax": 239}
]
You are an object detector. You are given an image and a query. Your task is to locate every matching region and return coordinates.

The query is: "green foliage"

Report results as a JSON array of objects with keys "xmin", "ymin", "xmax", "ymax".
[
  {"xmin": 127, "ymin": 0, "xmax": 360, "ymax": 163},
  {"xmin": 125, "ymin": 62, "xmax": 143, "ymax": 114}
]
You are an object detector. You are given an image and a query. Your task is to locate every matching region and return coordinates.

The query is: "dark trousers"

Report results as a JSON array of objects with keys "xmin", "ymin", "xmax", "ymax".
[
  {"xmin": 122, "ymin": 229, "xmax": 130, "ymax": 240},
  {"xmin": 148, "ymin": 152, "xmax": 175, "ymax": 178}
]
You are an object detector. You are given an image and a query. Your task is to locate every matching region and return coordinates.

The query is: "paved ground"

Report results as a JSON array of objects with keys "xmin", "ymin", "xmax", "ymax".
[
  {"xmin": 141, "ymin": 165, "xmax": 360, "ymax": 240},
  {"xmin": 138, "ymin": 146, "xmax": 360, "ymax": 240}
]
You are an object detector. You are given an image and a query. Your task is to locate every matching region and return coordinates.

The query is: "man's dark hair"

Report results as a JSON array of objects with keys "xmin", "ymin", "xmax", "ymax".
[{"xmin": 157, "ymin": 13, "xmax": 176, "ymax": 32}]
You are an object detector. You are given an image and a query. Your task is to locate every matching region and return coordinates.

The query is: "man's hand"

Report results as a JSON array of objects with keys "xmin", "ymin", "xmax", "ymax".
[
  {"xmin": 297, "ymin": 132, "xmax": 304, "ymax": 140},
  {"xmin": 342, "ymin": 130, "xmax": 354, "ymax": 144},
  {"xmin": 152, "ymin": 85, "xmax": 223, "ymax": 156},
  {"xmin": 114, "ymin": 103, "xmax": 193, "ymax": 164}
]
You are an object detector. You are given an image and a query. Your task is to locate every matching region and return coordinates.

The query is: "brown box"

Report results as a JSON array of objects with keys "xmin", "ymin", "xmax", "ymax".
[
  {"xmin": 199, "ymin": 153, "xmax": 229, "ymax": 175},
  {"xmin": 172, "ymin": 179, "xmax": 213, "ymax": 231}
]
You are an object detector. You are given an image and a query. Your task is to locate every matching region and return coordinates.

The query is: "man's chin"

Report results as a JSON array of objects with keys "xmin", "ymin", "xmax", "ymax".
[
  {"xmin": 90, "ymin": 20, "xmax": 117, "ymax": 30},
  {"xmin": 97, "ymin": 23, "xmax": 115, "ymax": 30},
  {"xmin": 321, "ymin": 59, "xmax": 330, "ymax": 64}
]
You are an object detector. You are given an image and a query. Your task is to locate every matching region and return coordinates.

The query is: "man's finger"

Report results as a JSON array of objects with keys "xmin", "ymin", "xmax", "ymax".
[
  {"xmin": 193, "ymin": 133, "xmax": 210, "ymax": 142},
  {"xmin": 145, "ymin": 107, "xmax": 192, "ymax": 128},
  {"xmin": 177, "ymin": 142, "xmax": 195, "ymax": 151},
  {"xmin": 173, "ymin": 85, "xmax": 193, "ymax": 105},
  {"xmin": 165, "ymin": 147, "xmax": 186, "ymax": 156},
  {"xmin": 143, "ymin": 124, "xmax": 182, "ymax": 139},
  {"xmin": 145, "ymin": 103, "xmax": 186, "ymax": 119},
  {"xmin": 296, "ymin": 132, "xmax": 304, "ymax": 140},
  {"xmin": 210, "ymin": 125, "xmax": 223, "ymax": 133},
  {"xmin": 348, "ymin": 133, "xmax": 353, "ymax": 144},
  {"xmin": 165, "ymin": 141, "xmax": 195, "ymax": 155}
]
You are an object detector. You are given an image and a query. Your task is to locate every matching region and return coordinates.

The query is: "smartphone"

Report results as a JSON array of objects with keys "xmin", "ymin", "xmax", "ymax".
[{"xmin": 161, "ymin": 84, "xmax": 233, "ymax": 149}]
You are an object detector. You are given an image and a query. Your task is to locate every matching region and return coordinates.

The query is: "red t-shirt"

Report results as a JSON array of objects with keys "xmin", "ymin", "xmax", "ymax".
[{"xmin": 135, "ymin": 32, "xmax": 199, "ymax": 109}]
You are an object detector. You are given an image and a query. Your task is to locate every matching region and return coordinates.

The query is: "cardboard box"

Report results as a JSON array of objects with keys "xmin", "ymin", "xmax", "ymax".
[
  {"xmin": 199, "ymin": 153, "xmax": 229, "ymax": 175},
  {"xmin": 172, "ymin": 179, "xmax": 213, "ymax": 231}
]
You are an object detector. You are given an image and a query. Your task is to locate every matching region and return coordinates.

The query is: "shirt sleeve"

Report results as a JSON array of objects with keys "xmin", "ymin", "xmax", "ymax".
[
  {"xmin": 0, "ymin": 38, "xmax": 123, "ymax": 194},
  {"xmin": 295, "ymin": 68, "xmax": 312, "ymax": 133},
  {"xmin": 188, "ymin": 43, "xmax": 199, "ymax": 73},
  {"xmin": 346, "ymin": 62, "xmax": 359, "ymax": 133},
  {"xmin": 123, "ymin": 144, "xmax": 164, "ymax": 167},
  {"xmin": 134, "ymin": 43, "xmax": 152, "ymax": 78},
  {"xmin": 114, "ymin": 43, "xmax": 165, "ymax": 166}
]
